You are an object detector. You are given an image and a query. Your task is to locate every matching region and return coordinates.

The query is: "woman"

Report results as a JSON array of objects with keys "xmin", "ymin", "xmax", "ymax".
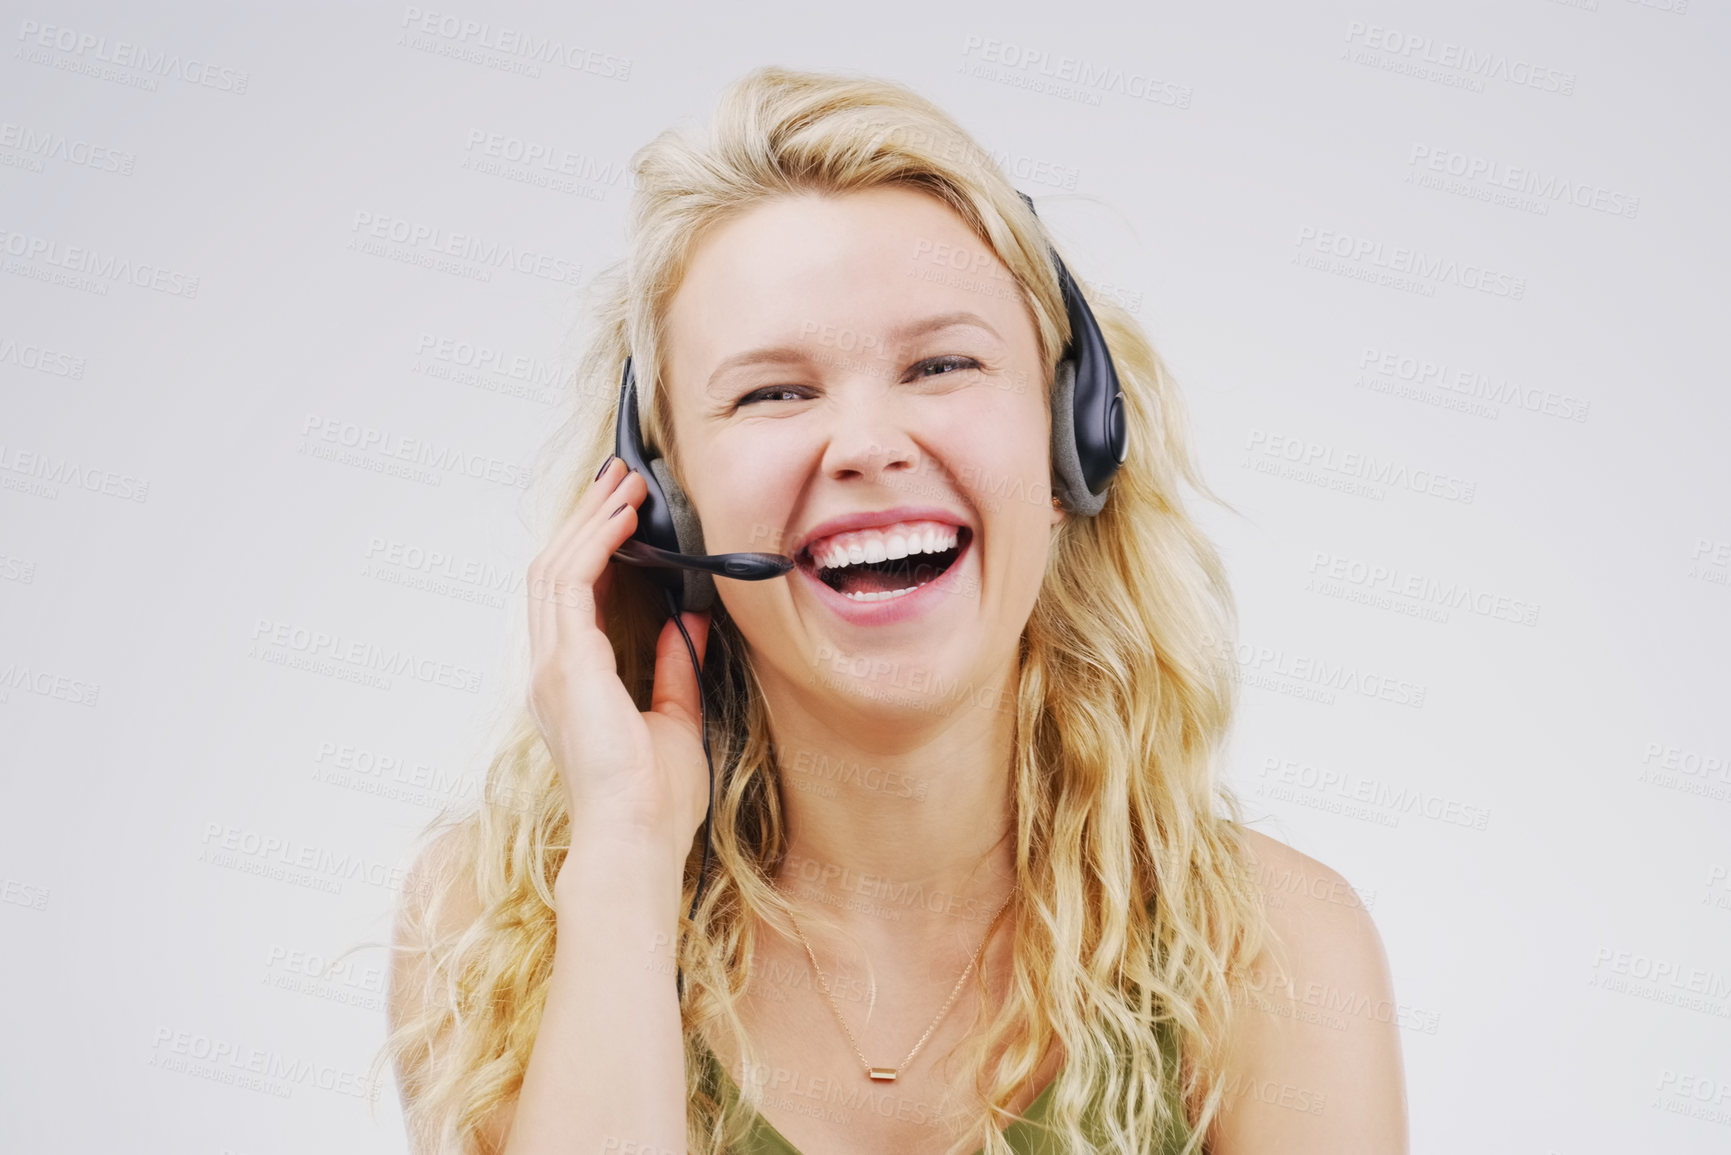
[{"xmin": 384, "ymin": 66, "xmax": 1407, "ymax": 1155}]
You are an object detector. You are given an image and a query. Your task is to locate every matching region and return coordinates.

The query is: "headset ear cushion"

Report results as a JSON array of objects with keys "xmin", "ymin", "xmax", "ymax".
[
  {"xmin": 648, "ymin": 456, "xmax": 718, "ymax": 612},
  {"xmin": 1049, "ymin": 358, "xmax": 1110, "ymax": 517}
]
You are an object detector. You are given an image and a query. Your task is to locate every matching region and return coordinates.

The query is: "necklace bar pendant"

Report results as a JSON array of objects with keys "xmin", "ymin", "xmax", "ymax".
[{"xmin": 867, "ymin": 1067, "xmax": 898, "ymax": 1082}]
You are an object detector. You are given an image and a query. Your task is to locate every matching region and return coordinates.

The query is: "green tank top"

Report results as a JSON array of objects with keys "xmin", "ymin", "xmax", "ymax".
[{"xmin": 699, "ymin": 1017, "xmax": 1193, "ymax": 1154}]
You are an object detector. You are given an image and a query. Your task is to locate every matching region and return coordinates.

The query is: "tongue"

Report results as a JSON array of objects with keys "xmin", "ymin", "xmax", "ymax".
[{"xmin": 835, "ymin": 568, "xmax": 916, "ymax": 595}]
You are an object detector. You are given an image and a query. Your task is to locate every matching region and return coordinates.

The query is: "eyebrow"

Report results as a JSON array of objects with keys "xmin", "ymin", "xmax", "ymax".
[
  {"xmin": 704, "ymin": 310, "xmax": 1003, "ymax": 393},
  {"xmin": 890, "ymin": 310, "xmax": 1002, "ymax": 344}
]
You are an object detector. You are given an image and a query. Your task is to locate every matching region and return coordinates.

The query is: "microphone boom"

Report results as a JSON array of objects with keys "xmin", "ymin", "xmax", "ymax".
[{"xmin": 610, "ymin": 538, "xmax": 796, "ymax": 581}]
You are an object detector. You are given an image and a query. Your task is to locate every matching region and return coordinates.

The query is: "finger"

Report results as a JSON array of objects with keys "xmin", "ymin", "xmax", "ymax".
[
  {"xmin": 528, "ymin": 465, "xmax": 640, "ymax": 643},
  {"xmin": 539, "ymin": 469, "xmax": 644, "ymax": 625},
  {"xmin": 528, "ymin": 456, "xmax": 626, "ymax": 641},
  {"xmin": 537, "ymin": 474, "xmax": 648, "ymax": 678},
  {"xmin": 649, "ymin": 610, "xmax": 711, "ymax": 730},
  {"xmin": 560, "ymin": 456, "xmax": 629, "ymax": 546},
  {"xmin": 590, "ymin": 561, "xmax": 616, "ymax": 636}
]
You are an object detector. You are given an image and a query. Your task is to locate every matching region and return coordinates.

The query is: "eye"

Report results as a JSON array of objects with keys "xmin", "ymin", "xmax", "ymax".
[
  {"xmin": 909, "ymin": 355, "xmax": 983, "ymax": 380},
  {"xmin": 738, "ymin": 385, "xmax": 810, "ymax": 406}
]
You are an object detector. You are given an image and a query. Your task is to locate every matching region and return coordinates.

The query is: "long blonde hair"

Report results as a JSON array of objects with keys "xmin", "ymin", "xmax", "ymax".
[{"xmin": 381, "ymin": 65, "xmax": 1277, "ymax": 1155}]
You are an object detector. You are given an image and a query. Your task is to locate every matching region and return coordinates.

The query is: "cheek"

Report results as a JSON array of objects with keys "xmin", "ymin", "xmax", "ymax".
[
  {"xmin": 715, "ymin": 486, "xmax": 791, "ymax": 557},
  {"xmin": 954, "ymin": 395, "xmax": 1051, "ymax": 512},
  {"xmin": 951, "ymin": 400, "xmax": 1054, "ymax": 580},
  {"xmin": 694, "ymin": 439, "xmax": 802, "ymax": 556}
]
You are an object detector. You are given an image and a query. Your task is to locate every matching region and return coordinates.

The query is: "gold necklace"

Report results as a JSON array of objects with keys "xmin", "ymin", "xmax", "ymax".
[{"xmin": 779, "ymin": 881, "xmax": 1020, "ymax": 1082}]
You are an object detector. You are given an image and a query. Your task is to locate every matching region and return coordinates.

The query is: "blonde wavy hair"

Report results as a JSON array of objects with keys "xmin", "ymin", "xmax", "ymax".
[{"xmin": 379, "ymin": 65, "xmax": 1279, "ymax": 1155}]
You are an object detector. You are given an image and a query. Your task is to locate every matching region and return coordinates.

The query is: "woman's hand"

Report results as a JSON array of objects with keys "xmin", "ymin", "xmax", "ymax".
[{"xmin": 526, "ymin": 456, "xmax": 713, "ymax": 866}]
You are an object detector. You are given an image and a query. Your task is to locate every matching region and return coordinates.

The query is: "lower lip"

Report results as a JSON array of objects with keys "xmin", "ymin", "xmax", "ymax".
[{"xmin": 795, "ymin": 533, "xmax": 974, "ymax": 626}]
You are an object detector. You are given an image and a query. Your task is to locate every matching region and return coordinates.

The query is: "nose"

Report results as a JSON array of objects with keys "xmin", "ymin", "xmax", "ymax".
[{"xmin": 817, "ymin": 385, "xmax": 922, "ymax": 489}]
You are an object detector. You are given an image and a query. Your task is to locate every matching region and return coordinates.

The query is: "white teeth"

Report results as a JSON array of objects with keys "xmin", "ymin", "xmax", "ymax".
[
  {"xmin": 808, "ymin": 520, "xmax": 961, "ymax": 573},
  {"xmin": 837, "ymin": 588, "xmax": 920, "ymax": 606}
]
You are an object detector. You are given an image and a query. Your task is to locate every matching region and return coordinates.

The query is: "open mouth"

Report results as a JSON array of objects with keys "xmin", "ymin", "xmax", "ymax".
[{"xmin": 799, "ymin": 526, "xmax": 973, "ymax": 602}]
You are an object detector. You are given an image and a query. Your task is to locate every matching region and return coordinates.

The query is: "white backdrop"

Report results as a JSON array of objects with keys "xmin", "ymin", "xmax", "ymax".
[{"xmin": 2, "ymin": 1, "xmax": 1727, "ymax": 1152}]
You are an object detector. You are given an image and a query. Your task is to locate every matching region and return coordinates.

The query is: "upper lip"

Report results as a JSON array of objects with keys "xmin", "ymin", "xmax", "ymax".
[{"xmin": 794, "ymin": 505, "xmax": 972, "ymax": 561}]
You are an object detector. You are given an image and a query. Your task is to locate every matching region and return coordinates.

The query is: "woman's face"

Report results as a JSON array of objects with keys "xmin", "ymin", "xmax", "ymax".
[{"xmin": 661, "ymin": 185, "xmax": 1063, "ymax": 716}]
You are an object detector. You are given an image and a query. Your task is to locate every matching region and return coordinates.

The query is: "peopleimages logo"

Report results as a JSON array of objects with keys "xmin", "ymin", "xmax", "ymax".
[
  {"xmin": 1259, "ymin": 756, "xmax": 1492, "ymax": 830},
  {"xmin": 148, "ymin": 1026, "xmax": 379, "ymax": 1101},
  {"xmin": 1342, "ymin": 20, "xmax": 1576, "ymax": 95},
  {"xmin": 248, "ymin": 615, "xmax": 485, "ymax": 694},
  {"xmin": 1307, "ymin": 550, "xmax": 1540, "ymax": 627},
  {"xmin": 398, "ymin": 7, "xmax": 631, "ymax": 79},
  {"xmin": 461, "ymin": 130, "xmax": 634, "ymax": 189},
  {"xmin": 0, "ymin": 661, "xmax": 101, "ymax": 707},
  {"xmin": 1589, "ymin": 947, "xmax": 1731, "ymax": 1015},
  {"xmin": 1294, "ymin": 226, "xmax": 1526, "ymax": 301},
  {"xmin": 0, "ymin": 442, "xmax": 150, "ymax": 502},
  {"xmin": 199, "ymin": 821, "xmax": 431, "ymax": 899},
  {"xmin": 349, "ymin": 211, "xmax": 582, "ymax": 285},
  {"xmin": 1406, "ymin": 145, "xmax": 1640, "ymax": 220},
  {"xmin": 0, "ymin": 333, "xmax": 86, "ymax": 379},
  {"xmin": 958, "ymin": 35, "xmax": 1193, "ymax": 108},
  {"xmin": 1356, "ymin": 347, "xmax": 1590, "ymax": 423},
  {"xmin": 1198, "ymin": 631, "xmax": 1428, "ymax": 709},
  {"xmin": 413, "ymin": 332, "xmax": 561, "ymax": 394},
  {"xmin": 0, "ymin": 120, "xmax": 135, "ymax": 174},
  {"xmin": 15, "ymin": 19, "xmax": 250, "ymax": 93},
  {"xmin": 0, "ymin": 226, "xmax": 200, "ymax": 297},
  {"xmin": 298, "ymin": 413, "xmax": 532, "ymax": 490},
  {"xmin": 1244, "ymin": 428, "xmax": 1478, "ymax": 504}
]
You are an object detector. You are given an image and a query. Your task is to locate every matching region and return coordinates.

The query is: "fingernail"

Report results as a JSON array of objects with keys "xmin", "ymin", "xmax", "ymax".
[
  {"xmin": 594, "ymin": 454, "xmax": 616, "ymax": 481},
  {"xmin": 608, "ymin": 503, "xmax": 627, "ymax": 519}
]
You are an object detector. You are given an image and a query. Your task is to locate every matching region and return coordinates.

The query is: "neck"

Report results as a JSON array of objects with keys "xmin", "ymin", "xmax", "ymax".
[{"xmin": 754, "ymin": 655, "xmax": 1022, "ymax": 950}]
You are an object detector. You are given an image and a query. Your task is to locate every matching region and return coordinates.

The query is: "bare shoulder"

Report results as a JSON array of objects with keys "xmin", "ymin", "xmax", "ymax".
[
  {"xmin": 1207, "ymin": 827, "xmax": 1409, "ymax": 1155},
  {"xmin": 389, "ymin": 822, "xmax": 515, "ymax": 1154},
  {"xmin": 391, "ymin": 823, "xmax": 483, "ymax": 985},
  {"xmin": 1237, "ymin": 827, "xmax": 1379, "ymax": 952}
]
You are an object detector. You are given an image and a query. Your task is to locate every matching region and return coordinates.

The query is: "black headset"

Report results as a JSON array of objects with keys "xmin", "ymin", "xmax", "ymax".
[{"xmin": 606, "ymin": 191, "xmax": 1128, "ymax": 1000}]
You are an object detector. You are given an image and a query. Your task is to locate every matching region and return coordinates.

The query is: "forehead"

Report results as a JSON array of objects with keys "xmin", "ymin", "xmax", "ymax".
[{"xmin": 662, "ymin": 186, "xmax": 1032, "ymax": 391}]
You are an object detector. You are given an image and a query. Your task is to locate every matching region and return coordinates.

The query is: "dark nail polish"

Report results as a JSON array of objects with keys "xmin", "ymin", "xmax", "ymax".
[
  {"xmin": 594, "ymin": 454, "xmax": 616, "ymax": 481},
  {"xmin": 608, "ymin": 503, "xmax": 627, "ymax": 519}
]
